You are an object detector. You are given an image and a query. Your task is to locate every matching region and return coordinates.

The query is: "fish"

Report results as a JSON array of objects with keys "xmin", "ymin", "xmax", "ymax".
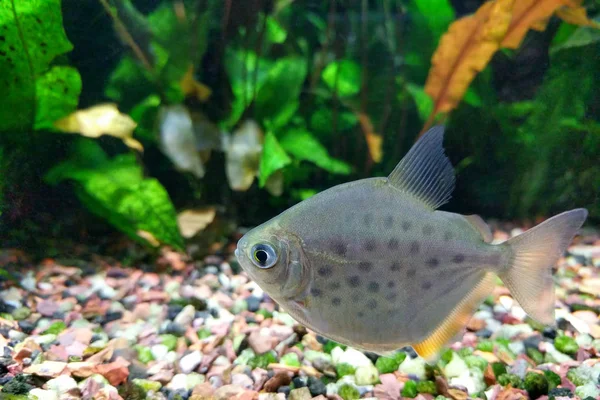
[{"xmin": 234, "ymin": 126, "xmax": 588, "ymax": 362}]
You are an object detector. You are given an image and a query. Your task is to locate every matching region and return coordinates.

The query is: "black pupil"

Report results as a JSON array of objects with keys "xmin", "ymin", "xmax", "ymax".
[{"xmin": 256, "ymin": 249, "xmax": 269, "ymax": 264}]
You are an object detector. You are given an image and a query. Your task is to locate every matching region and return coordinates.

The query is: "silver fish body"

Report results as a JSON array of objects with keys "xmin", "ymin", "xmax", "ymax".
[{"xmin": 235, "ymin": 126, "xmax": 587, "ymax": 361}]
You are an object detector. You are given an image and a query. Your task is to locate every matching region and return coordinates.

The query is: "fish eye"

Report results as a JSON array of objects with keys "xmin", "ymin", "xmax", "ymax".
[{"xmin": 251, "ymin": 243, "xmax": 278, "ymax": 269}]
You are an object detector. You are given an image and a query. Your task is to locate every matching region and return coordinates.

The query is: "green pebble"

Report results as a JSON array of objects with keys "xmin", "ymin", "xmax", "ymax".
[
  {"xmin": 256, "ymin": 309, "xmax": 273, "ymax": 319},
  {"xmin": 249, "ymin": 351, "xmax": 277, "ymax": 369},
  {"xmin": 524, "ymin": 372, "xmax": 549, "ymax": 399},
  {"xmin": 11, "ymin": 307, "xmax": 31, "ymax": 321},
  {"xmin": 281, "ymin": 352, "xmax": 301, "ymax": 367},
  {"xmin": 566, "ymin": 368, "xmax": 586, "ymax": 387},
  {"xmin": 336, "ymin": 363, "xmax": 356, "ymax": 378},
  {"xmin": 498, "ymin": 373, "xmax": 522, "ymax": 388},
  {"xmin": 132, "ymin": 378, "xmax": 162, "ymax": 393},
  {"xmin": 457, "ymin": 347, "xmax": 473, "ymax": 358},
  {"xmin": 476, "ymin": 340, "xmax": 494, "ymax": 353},
  {"xmin": 491, "ymin": 362, "xmax": 507, "ymax": 378},
  {"xmin": 375, "ymin": 356, "xmax": 400, "ymax": 374},
  {"xmin": 338, "ymin": 384, "xmax": 360, "ymax": 400},
  {"xmin": 160, "ymin": 334, "xmax": 178, "ymax": 351},
  {"xmin": 394, "ymin": 352, "xmax": 407, "ymax": 365},
  {"xmin": 136, "ymin": 346, "xmax": 155, "ymax": 364},
  {"xmin": 323, "ymin": 339, "xmax": 346, "ymax": 354},
  {"xmin": 440, "ymin": 349, "xmax": 454, "ymax": 365},
  {"xmin": 401, "ymin": 380, "xmax": 418, "ymax": 398},
  {"xmin": 554, "ymin": 335, "xmax": 578, "ymax": 355},
  {"xmin": 416, "ymin": 380, "xmax": 437, "ymax": 394},
  {"xmin": 44, "ymin": 321, "xmax": 66, "ymax": 335},
  {"xmin": 544, "ymin": 370, "xmax": 561, "ymax": 390},
  {"xmin": 526, "ymin": 347, "xmax": 544, "ymax": 365},
  {"xmin": 464, "ymin": 355, "xmax": 487, "ymax": 372},
  {"xmin": 197, "ymin": 328, "xmax": 212, "ymax": 339}
]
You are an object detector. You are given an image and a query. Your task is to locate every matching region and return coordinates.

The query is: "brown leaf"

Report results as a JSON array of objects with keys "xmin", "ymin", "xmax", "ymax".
[
  {"xmin": 181, "ymin": 63, "xmax": 212, "ymax": 102},
  {"xmin": 177, "ymin": 207, "xmax": 217, "ymax": 238},
  {"xmin": 356, "ymin": 112, "xmax": 383, "ymax": 163},
  {"xmin": 423, "ymin": 0, "xmax": 515, "ymax": 131},
  {"xmin": 54, "ymin": 103, "xmax": 142, "ymax": 151}
]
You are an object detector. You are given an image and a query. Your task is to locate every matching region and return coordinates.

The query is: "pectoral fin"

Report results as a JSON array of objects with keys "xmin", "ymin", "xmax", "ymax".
[{"xmin": 412, "ymin": 273, "xmax": 494, "ymax": 363}]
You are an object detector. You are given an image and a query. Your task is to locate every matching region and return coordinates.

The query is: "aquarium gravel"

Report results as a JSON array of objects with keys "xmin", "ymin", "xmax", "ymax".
[{"xmin": 0, "ymin": 222, "xmax": 598, "ymax": 400}]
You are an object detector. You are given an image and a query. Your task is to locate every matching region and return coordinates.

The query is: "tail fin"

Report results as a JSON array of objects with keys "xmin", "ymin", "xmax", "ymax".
[{"xmin": 499, "ymin": 208, "xmax": 588, "ymax": 325}]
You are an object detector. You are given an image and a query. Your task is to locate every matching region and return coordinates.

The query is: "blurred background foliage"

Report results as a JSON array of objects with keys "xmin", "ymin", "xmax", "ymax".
[{"xmin": 0, "ymin": 0, "xmax": 598, "ymax": 254}]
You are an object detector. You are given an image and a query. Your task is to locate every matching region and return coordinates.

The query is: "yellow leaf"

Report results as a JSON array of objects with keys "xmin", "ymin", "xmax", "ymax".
[
  {"xmin": 556, "ymin": 5, "xmax": 600, "ymax": 29},
  {"xmin": 177, "ymin": 207, "xmax": 216, "ymax": 238},
  {"xmin": 423, "ymin": 0, "xmax": 515, "ymax": 130},
  {"xmin": 356, "ymin": 112, "xmax": 383, "ymax": 163},
  {"xmin": 180, "ymin": 64, "xmax": 212, "ymax": 103},
  {"xmin": 54, "ymin": 103, "xmax": 143, "ymax": 151},
  {"xmin": 501, "ymin": 0, "xmax": 568, "ymax": 49}
]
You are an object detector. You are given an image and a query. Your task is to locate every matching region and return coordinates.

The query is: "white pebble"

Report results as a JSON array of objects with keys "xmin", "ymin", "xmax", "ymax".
[
  {"xmin": 29, "ymin": 389, "xmax": 58, "ymax": 400},
  {"xmin": 151, "ymin": 344, "xmax": 169, "ymax": 361},
  {"xmin": 398, "ymin": 356, "xmax": 427, "ymax": 380},
  {"xmin": 355, "ymin": 364, "xmax": 379, "ymax": 385},
  {"xmin": 46, "ymin": 375, "xmax": 78, "ymax": 394},
  {"xmin": 179, "ymin": 350, "xmax": 203, "ymax": 374}
]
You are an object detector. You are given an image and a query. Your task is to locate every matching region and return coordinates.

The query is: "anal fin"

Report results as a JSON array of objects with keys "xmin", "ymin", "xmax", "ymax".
[
  {"xmin": 412, "ymin": 273, "xmax": 495, "ymax": 363},
  {"xmin": 463, "ymin": 214, "xmax": 493, "ymax": 243}
]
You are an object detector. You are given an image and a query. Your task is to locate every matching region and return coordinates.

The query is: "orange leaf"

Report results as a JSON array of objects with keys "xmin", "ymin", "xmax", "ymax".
[
  {"xmin": 556, "ymin": 5, "xmax": 600, "ymax": 29},
  {"xmin": 501, "ymin": 0, "xmax": 567, "ymax": 49},
  {"xmin": 423, "ymin": 0, "xmax": 515, "ymax": 131}
]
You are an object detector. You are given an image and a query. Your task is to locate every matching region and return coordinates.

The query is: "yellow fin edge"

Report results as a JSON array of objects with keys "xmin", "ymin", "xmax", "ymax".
[{"xmin": 412, "ymin": 273, "xmax": 495, "ymax": 363}]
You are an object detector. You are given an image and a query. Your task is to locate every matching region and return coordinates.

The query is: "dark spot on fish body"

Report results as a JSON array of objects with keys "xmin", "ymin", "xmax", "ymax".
[
  {"xmin": 386, "ymin": 293, "xmax": 398, "ymax": 301},
  {"xmin": 423, "ymin": 225, "xmax": 434, "ymax": 235},
  {"xmin": 409, "ymin": 241, "xmax": 420, "ymax": 254},
  {"xmin": 388, "ymin": 238, "xmax": 400, "ymax": 250},
  {"xmin": 390, "ymin": 262, "xmax": 401, "ymax": 272},
  {"xmin": 364, "ymin": 240, "xmax": 377, "ymax": 252},
  {"xmin": 367, "ymin": 282, "xmax": 380, "ymax": 293},
  {"xmin": 444, "ymin": 231, "xmax": 453, "ymax": 241},
  {"xmin": 348, "ymin": 276, "xmax": 361, "ymax": 287},
  {"xmin": 358, "ymin": 262, "xmax": 373, "ymax": 272},
  {"xmin": 311, "ymin": 288, "xmax": 322, "ymax": 297},
  {"xmin": 317, "ymin": 266, "xmax": 333, "ymax": 277},
  {"xmin": 426, "ymin": 258, "xmax": 439, "ymax": 268},
  {"xmin": 453, "ymin": 254, "xmax": 465, "ymax": 263},
  {"xmin": 328, "ymin": 282, "xmax": 341, "ymax": 290},
  {"xmin": 366, "ymin": 299, "xmax": 378, "ymax": 309},
  {"xmin": 357, "ymin": 311, "xmax": 364, "ymax": 317},
  {"xmin": 332, "ymin": 297, "xmax": 342, "ymax": 306},
  {"xmin": 384, "ymin": 215, "xmax": 394, "ymax": 228},
  {"xmin": 363, "ymin": 214, "xmax": 374, "ymax": 227},
  {"xmin": 332, "ymin": 242, "xmax": 347, "ymax": 257},
  {"xmin": 401, "ymin": 221, "xmax": 411, "ymax": 231},
  {"xmin": 407, "ymin": 268, "xmax": 416, "ymax": 278},
  {"xmin": 387, "ymin": 281, "xmax": 395, "ymax": 288},
  {"xmin": 422, "ymin": 281, "xmax": 432, "ymax": 290}
]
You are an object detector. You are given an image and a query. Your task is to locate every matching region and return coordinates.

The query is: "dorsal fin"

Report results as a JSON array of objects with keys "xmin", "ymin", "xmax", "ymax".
[
  {"xmin": 387, "ymin": 126, "xmax": 455, "ymax": 210},
  {"xmin": 463, "ymin": 214, "xmax": 493, "ymax": 243}
]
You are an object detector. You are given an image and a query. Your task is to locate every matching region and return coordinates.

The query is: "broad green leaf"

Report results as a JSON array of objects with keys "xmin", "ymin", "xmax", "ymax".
[
  {"xmin": 310, "ymin": 108, "xmax": 358, "ymax": 134},
  {"xmin": 0, "ymin": 0, "xmax": 81, "ymax": 131},
  {"xmin": 148, "ymin": 3, "xmax": 210, "ymax": 92},
  {"xmin": 223, "ymin": 49, "xmax": 274, "ymax": 128},
  {"xmin": 258, "ymin": 132, "xmax": 291, "ymax": 187},
  {"xmin": 255, "ymin": 57, "xmax": 308, "ymax": 130},
  {"xmin": 551, "ymin": 20, "xmax": 600, "ymax": 54},
  {"xmin": 129, "ymin": 94, "xmax": 162, "ymax": 141},
  {"xmin": 408, "ymin": 0, "xmax": 455, "ymax": 42},
  {"xmin": 105, "ymin": 57, "xmax": 155, "ymax": 110},
  {"xmin": 265, "ymin": 15, "xmax": 287, "ymax": 44},
  {"xmin": 34, "ymin": 66, "xmax": 82, "ymax": 130},
  {"xmin": 279, "ymin": 128, "xmax": 352, "ymax": 175},
  {"xmin": 405, "ymin": 84, "xmax": 433, "ymax": 122},
  {"xmin": 321, "ymin": 60, "xmax": 361, "ymax": 97},
  {"xmin": 46, "ymin": 141, "xmax": 183, "ymax": 249},
  {"xmin": 463, "ymin": 87, "xmax": 482, "ymax": 108}
]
